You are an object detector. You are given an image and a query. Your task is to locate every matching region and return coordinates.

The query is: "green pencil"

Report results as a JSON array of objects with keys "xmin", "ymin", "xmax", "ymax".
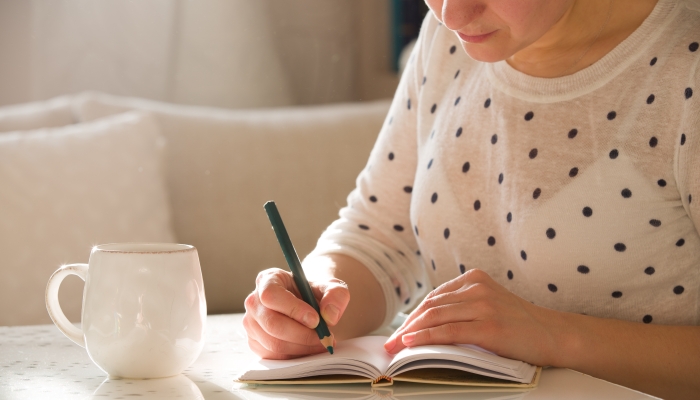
[{"xmin": 263, "ymin": 201, "xmax": 334, "ymax": 355}]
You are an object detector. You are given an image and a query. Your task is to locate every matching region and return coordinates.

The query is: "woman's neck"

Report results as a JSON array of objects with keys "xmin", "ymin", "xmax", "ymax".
[{"xmin": 507, "ymin": 0, "xmax": 659, "ymax": 78}]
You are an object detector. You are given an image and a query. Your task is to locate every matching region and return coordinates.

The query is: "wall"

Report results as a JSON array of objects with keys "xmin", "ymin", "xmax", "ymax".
[
  {"xmin": 355, "ymin": 0, "xmax": 403, "ymax": 101},
  {"xmin": 0, "ymin": 0, "xmax": 400, "ymax": 108},
  {"xmin": 0, "ymin": 1, "xmax": 33, "ymax": 106}
]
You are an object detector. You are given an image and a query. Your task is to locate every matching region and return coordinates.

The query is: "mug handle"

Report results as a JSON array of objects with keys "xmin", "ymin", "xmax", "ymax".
[{"xmin": 45, "ymin": 263, "xmax": 88, "ymax": 347}]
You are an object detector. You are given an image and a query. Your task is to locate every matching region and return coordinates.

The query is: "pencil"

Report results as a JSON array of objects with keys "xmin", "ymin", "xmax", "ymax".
[{"xmin": 263, "ymin": 201, "xmax": 335, "ymax": 355}]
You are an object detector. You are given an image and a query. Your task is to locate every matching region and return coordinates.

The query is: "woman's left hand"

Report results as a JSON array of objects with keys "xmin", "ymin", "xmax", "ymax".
[{"xmin": 383, "ymin": 268, "xmax": 566, "ymax": 367}]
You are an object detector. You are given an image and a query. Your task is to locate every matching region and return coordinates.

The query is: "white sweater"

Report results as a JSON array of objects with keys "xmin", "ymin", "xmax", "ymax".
[{"xmin": 307, "ymin": 0, "xmax": 700, "ymax": 329}]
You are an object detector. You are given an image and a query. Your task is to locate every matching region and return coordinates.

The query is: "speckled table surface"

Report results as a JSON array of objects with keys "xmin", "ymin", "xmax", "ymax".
[
  {"xmin": 0, "ymin": 314, "xmax": 252, "ymax": 400},
  {"xmin": 0, "ymin": 314, "xmax": 657, "ymax": 400}
]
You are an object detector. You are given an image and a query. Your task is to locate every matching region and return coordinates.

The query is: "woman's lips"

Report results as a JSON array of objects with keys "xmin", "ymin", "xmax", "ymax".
[{"xmin": 457, "ymin": 30, "xmax": 496, "ymax": 44}]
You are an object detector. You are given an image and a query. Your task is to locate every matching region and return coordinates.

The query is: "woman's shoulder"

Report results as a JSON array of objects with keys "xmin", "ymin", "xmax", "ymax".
[
  {"xmin": 681, "ymin": 0, "xmax": 700, "ymax": 15},
  {"xmin": 648, "ymin": 1, "xmax": 700, "ymax": 99},
  {"xmin": 658, "ymin": 1, "xmax": 700, "ymax": 61}
]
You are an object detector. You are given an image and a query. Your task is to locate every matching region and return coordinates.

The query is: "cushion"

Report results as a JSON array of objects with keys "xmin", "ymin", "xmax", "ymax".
[
  {"xmin": 0, "ymin": 96, "xmax": 76, "ymax": 133},
  {"xmin": 74, "ymin": 92, "xmax": 390, "ymax": 315},
  {"xmin": 0, "ymin": 111, "xmax": 175, "ymax": 326}
]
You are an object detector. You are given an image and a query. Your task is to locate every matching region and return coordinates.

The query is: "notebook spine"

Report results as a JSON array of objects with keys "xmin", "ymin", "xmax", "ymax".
[{"xmin": 371, "ymin": 375, "xmax": 393, "ymax": 387}]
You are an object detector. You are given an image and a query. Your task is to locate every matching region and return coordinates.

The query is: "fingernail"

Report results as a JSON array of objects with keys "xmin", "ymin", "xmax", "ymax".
[
  {"xmin": 322, "ymin": 304, "xmax": 340, "ymax": 324},
  {"xmin": 402, "ymin": 334, "xmax": 415, "ymax": 346},
  {"xmin": 303, "ymin": 312, "xmax": 319, "ymax": 329}
]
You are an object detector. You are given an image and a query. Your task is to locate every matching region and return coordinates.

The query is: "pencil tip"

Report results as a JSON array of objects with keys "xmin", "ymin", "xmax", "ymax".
[{"xmin": 327, "ymin": 346, "xmax": 334, "ymax": 355}]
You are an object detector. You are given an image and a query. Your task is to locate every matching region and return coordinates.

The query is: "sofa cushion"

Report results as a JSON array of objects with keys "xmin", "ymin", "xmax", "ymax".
[
  {"xmin": 0, "ymin": 96, "xmax": 76, "ymax": 133},
  {"xmin": 0, "ymin": 111, "xmax": 175, "ymax": 326},
  {"xmin": 75, "ymin": 92, "xmax": 390, "ymax": 314}
]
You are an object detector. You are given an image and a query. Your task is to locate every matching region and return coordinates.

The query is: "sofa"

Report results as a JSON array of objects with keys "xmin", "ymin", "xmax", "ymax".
[{"xmin": 0, "ymin": 92, "xmax": 391, "ymax": 326}]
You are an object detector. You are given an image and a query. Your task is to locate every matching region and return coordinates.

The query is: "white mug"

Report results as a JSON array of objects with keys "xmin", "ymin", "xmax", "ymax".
[{"xmin": 45, "ymin": 243, "xmax": 207, "ymax": 378}]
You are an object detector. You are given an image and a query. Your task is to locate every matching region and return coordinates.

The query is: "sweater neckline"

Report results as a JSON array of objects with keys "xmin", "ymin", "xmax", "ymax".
[{"xmin": 485, "ymin": 0, "xmax": 680, "ymax": 103}]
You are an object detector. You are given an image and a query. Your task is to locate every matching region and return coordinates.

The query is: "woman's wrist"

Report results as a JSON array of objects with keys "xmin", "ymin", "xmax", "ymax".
[
  {"xmin": 527, "ymin": 301, "xmax": 586, "ymax": 368},
  {"xmin": 304, "ymin": 253, "xmax": 386, "ymax": 340}
]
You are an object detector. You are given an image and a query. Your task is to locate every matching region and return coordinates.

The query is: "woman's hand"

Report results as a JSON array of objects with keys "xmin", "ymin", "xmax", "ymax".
[
  {"xmin": 243, "ymin": 267, "xmax": 350, "ymax": 360},
  {"xmin": 383, "ymin": 268, "xmax": 563, "ymax": 367}
]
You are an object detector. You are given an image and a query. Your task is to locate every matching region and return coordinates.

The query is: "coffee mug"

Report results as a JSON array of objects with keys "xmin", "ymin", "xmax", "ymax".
[{"xmin": 45, "ymin": 243, "xmax": 207, "ymax": 378}]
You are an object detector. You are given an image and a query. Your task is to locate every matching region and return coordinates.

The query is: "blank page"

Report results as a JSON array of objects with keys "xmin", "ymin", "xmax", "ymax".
[
  {"xmin": 386, "ymin": 344, "xmax": 536, "ymax": 381},
  {"xmin": 239, "ymin": 336, "xmax": 394, "ymax": 381}
]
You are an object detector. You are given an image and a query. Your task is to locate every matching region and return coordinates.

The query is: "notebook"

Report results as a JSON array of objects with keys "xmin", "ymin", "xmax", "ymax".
[
  {"xmin": 241, "ymin": 381, "xmax": 532, "ymax": 400},
  {"xmin": 236, "ymin": 336, "xmax": 541, "ymax": 388}
]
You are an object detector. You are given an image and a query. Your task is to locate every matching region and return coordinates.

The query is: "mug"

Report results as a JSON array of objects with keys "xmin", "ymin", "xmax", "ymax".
[{"xmin": 45, "ymin": 243, "xmax": 207, "ymax": 378}]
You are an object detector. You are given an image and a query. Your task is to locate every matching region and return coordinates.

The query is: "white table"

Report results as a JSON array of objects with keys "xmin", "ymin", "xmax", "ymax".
[{"xmin": 0, "ymin": 314, "xmax": 658, "ymax": 399}]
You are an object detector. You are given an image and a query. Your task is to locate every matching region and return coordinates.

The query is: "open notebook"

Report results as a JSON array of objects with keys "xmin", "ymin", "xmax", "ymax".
[
  {"xmin": 236, "ymin": 336, "xmax": 540, "ymax": 388},
  {"xmin": 241, "ymin": 382, "xmax": 532, "ymax": 400}
]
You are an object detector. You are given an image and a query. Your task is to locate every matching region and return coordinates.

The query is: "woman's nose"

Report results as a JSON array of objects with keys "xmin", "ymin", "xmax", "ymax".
[{"xmin": 441, "ymin": 0, "xmax": 487, "ymax": 32}]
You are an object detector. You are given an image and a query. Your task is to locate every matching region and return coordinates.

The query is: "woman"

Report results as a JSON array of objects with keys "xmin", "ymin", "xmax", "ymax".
[{"xmin": 243, "ymin": 0, "xmax": 700, "ymax": 398}]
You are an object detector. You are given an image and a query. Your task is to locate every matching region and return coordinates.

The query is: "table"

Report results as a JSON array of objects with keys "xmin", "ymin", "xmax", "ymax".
[{"xmin": 0, "ymin": 314, "xmax": 658, "ymax": 399}]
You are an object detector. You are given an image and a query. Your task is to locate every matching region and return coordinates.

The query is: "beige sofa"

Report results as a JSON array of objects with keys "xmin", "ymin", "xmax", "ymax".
[{"xmin": 0, "ymin": 92, "xmax": 390, "ymax": 325}]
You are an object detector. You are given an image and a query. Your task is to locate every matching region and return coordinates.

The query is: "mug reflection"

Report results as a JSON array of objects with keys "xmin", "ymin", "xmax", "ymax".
[{"xmin": 92, "ymin": 374, "xmax": 204, "ymax": 400}]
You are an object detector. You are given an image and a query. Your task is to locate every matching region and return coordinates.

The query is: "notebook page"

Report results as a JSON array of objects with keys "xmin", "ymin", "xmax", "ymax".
[
  {"xmin": 239, "ymin": 336, "xmax": 394, "ymax": 381},
  {"xmin": 385, "ymin": 344, "xmax": 536, "ymax": 381},
  {"xmin": 387, "ymin": 359, "xmax": 535, "ymax": 383}
]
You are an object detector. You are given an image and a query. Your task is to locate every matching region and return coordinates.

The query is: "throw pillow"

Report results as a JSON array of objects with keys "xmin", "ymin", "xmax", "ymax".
[{"xmin": 0, "ymin": 111, "xmax": 175, "ymax": 326}]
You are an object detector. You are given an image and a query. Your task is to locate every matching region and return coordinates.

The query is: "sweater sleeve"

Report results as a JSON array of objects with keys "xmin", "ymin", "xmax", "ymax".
[
  {"xmin": 304, "ymin": 14, "xmax": 437, "ymax": 329},
  {"xmin": 676, "ymin": 61, "xmax": 700, "ymax": 237}
]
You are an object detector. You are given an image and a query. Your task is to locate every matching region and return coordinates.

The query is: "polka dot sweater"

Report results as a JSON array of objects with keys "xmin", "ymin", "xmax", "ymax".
[{"xmin": 306, "ymin": 0, "xmax": 700, "ymax": 329}]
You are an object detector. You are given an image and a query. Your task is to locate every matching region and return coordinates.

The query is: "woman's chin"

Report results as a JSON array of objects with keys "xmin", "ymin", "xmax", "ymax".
[{"xmin": 460, "ymin": 44, "xmax": 511, "ymax": 63}]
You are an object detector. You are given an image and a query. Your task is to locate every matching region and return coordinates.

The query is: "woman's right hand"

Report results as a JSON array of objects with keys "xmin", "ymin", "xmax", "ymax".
[{"xmin": 243, "ymin": 267, "xmax": 350, "ymax": 359}]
